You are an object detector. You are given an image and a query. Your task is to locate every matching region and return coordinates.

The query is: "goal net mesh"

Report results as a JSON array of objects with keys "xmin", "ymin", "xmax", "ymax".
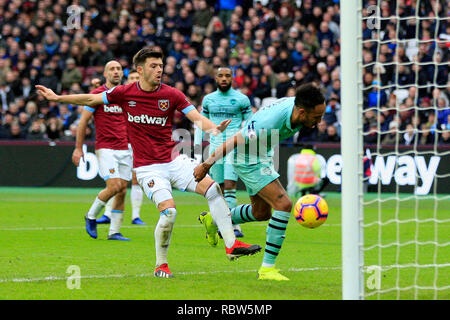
[{"xmin": 360, "ymin": 0, "xmax": 449, "ymax": 299}]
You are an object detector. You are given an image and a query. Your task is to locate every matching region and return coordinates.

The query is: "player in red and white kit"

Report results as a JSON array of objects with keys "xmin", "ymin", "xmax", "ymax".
[
  {"xmin": 96, "ymin": 69, "xmax": 147, "ymax": 226},
  {"xmin": 36, "ymin": 47, "xmax": 261, "ymax": 278},
  {"xmin": 71, "ymin": 60, "xmax": 131, "ymax": 241}
]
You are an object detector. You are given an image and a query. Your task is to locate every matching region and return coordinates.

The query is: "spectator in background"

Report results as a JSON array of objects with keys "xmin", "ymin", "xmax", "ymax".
[
  {"xmin": 61, "ymin": 58, "xmax": 82, "ymax": 91},
  {"xmin": 46, "ymin": 116, "xmax": 63, "ymax": 141},
  {"xmin": 275, "ymin": 72, "xmax": 292, "ymax": 98},
  {"xmin": 27, "ymin": 120, "xmax": 47, "ymax": 141},
  {"xmin": 402, "ymin": 123, "xmax": 417, "ymax": 146},
  {"xmin": 440, "ymin": 130, "xmax": 450, "ymax": 144},
  {"xmin": 17, "ymin": 112, "xmax": 31, "ymax": 136},
  {"xmin": 311, "ymin": 119, "xmax": 329, "ymax": 142},
  {"xmin": 39, "ymin": 66, "xmax": 59, "ymax": 93},
  {"xmin": 9, "ymin": 122, "xmax": 26, "ymax": 140},
  {"xmin": 367, "ymin": 80, "xmax": 388, "ymax": 108},
  {"xmin": 60, "ymin": 123, "xmax": 78, "ymax": 142},
  {"xmin": 0, "ymin": 0, "xmax": 445, "ymax": 146},
  {"xmin": 325, "ymin": 124, "xmax": 340, "ymax": 143}
]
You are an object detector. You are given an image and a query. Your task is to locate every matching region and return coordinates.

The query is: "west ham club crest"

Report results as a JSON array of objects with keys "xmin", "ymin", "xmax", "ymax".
[{"xmin": 158, "ymin": 99, "xmax": 169, "ymax": 111}]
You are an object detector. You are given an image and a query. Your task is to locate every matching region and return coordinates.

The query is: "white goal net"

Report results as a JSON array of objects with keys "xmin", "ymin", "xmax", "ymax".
[{"xmin": 342, "ymin": 0, "xmax": 449, "ymax": 300}]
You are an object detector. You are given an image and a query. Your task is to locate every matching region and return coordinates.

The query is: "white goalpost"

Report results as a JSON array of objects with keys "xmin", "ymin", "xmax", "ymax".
[
  {"xmin": 341, "ymin": 0, "xmax": 364, "ymax": 300},
  {"xmin": 341, "ymin": 0, "xmax": 449, "ymax": 300}
]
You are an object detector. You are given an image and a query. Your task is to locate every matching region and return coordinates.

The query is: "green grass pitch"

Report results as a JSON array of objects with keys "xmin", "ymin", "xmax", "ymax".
[{"xmin": 0, "ymin": 187, "xmax": 448, "ymax": 300}]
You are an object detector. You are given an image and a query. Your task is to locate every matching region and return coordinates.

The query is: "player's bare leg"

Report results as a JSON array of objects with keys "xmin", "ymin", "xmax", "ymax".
[{"xmin": 196, "ymin": 177, "xmax": 261, "ymax": 260}]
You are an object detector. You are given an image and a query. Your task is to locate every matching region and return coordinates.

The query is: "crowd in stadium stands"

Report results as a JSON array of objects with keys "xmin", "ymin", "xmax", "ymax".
[{"xmin": 0, "ymin": 0, "xmax": 448, "ymax": 145}]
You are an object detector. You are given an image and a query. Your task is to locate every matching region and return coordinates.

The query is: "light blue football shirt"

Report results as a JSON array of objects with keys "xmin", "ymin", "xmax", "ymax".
[
  {"xmin": 237, "ymin": 97, "xmax": 303, "ymax": 164},
  {"xmin": 194, "ymin": 88, "xmax": 252, "ymax": 149}
]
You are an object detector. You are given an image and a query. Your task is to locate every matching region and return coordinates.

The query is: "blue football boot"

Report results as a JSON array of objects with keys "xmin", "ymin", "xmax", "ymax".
[
  {"xmin": 85, "ymin": 216, "xmax": 97, "ymax": 239},
  {"xmin": 131, "ymin": 218, "xmax": 146, "ymax": 225},
  {"xmin": 96, "ymin": 214, "xmax": 111, "ymax": 224},
  {"xmin": 107, "ymin": 233, "xmax": 131, "ymax": 241}
]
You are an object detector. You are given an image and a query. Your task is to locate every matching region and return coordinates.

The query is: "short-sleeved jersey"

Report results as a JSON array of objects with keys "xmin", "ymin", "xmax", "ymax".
[
  {"xmin": 85, "ymin": 85, "xmax": 129, "ymax": 150},
  {"xmin": 238, "ymin": 97, "xmax": 302, "ymax": 164},
  {"xmin": 102, "ymin": 82, "xmax": 195, "ymax": 168},
  {"xmin": 200, "ymin": 88, "xmax": 252, "ymax": 147}
]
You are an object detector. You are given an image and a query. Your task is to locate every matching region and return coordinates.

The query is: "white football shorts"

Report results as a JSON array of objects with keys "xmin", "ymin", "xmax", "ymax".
[
  {"xmin": 95, "ymin": 148, "xmax": 133, "ymax": 181},
  {"xmin": 135, "ymin": 154, "xmax": 203, "ymax": 202}
]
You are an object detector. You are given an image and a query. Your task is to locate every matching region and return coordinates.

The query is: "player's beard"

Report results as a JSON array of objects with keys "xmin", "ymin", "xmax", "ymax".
[
  {"xmin": 109, "ymin": 77, "xmax": 121, "ymax": 86},
  {"xmin": 218, "ymin": 82, "xmax": 231, "ymax": 92}
]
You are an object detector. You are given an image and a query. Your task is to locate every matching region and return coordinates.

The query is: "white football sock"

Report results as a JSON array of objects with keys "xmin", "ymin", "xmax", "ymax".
[
  {"xmin": 204, "ymin": 183, "xmax": 236, "ymax": 248},
  {"xmin": 155, "ymin": 208, "xmax": 177, "ymax": 267},
  {"xmin": 104, "ymin": 196, "xmax": 114, "ymax": 219},
  {"xmin": 109, "ymin": 210, "xmax": 124, "ymax": 235},
  {"xmin": 86, "ymin": 197, "xmax": 106, "ymax": 220},
  {"xmin": 131, "ymin": 184, "xmax": 143, "ymax": 220}
]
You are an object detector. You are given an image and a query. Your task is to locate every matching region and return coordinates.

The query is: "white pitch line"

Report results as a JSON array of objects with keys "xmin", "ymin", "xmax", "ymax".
[
  {"xmin": 0, "ymin": 266, "xmax": 341, "ymax": 284},
  {"xmin": 0, "ymin": 223, "xmax": 340, "ymax": 232}
]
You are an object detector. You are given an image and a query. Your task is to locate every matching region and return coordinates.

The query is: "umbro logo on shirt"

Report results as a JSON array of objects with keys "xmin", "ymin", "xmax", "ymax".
[{"xmin": 128, "ymin": 101, "xmax": 136, "ymax": 107}]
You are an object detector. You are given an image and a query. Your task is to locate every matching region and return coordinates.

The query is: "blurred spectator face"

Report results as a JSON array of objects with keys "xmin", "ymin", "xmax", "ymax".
[
  {"xmin": 406, "ymin": 123, "xmax": 414, "ymax": 135},
  {"xmin": 3, "ymin": 113, "xmax": 14, "ymax": 125},
  {"xmin": 19, "ymin": 112, "xmax": 29, "ymax": 125},
  {"xmin": 278, "ymin": 72, "xmax": 289, "ymax": 82},
  {"xmin": 327, "ymin": 125, "xmax": 337, "ymax": 137},
  {"xmin": 327, "ymin": 55, "xmax": 337, "ymax": 68},
  {"xmin": 10, "ymin": 123, "xmax": 21, "ymax": 136},
  {"xmin": 69, "ymin": 124, "xmax": 77, "ymax": 137},
  {"xmin": 437, "ymin": 98, "xmax": 446, "ymax": 109},
  {"xmin": 26, "ymin": 101, "xmax": 38, "ymax": 116},
  {"xmin": 263, "ymin": 65, "xmax": 273, "ymax": 76},
  {"xmin": 8, "ymin": 103, "xmax": 19, "ymax": 115},
  {"xmin": 332, "ymin": 79, "xmax": 340, "ymax": 90},
  {"xmin": 187, "ymin": 84, "xmax": 198, "ymax": 97},
  {"xmin": 320, "ymin": 21, "xmax": 329, "ymax": 33},
  {"xmin": 267, "ymin": 46, "xmax": 277, "ymax": 59},
  {"xmin": 286, "ymin": 87, "xmax": 296, "ymax": 97},
  {"xmin": 317, "ymin": 62, "xmax": 327, "ymax": 75},
  {"xmin": 196, "ymin": 65, "xmax": 207, "ymax": 77},
  {"xmin": 258, "ymin": 55, "xmax": 268, "ymax": 67},
  {"xmin": 204, "ymin": 83, "xmax": 214, "ymax": 94},
  {"xmin": 185, "ymin": 72, "xmax": 195, "ymax": 85},
  {"xmin": 317, "ymin": 120, "xmax": 327, "ymax": 133},
  {"xmin": 30, "ymin": 121, "xmax": 42, "ymax": 133},
  {"xmin": 202, "ymin": 46, "xmax": 214, "ymax": 59}
]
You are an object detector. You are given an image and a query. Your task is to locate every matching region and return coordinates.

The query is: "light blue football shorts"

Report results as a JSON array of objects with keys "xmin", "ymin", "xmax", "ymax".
[{"xmin": 233, "ymin": 160, "xmax": 280, "ymax": 196}]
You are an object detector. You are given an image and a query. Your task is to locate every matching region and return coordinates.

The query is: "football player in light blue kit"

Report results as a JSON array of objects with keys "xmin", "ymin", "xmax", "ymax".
[
  {"xmin": 195, "ymin": 66, "xmax": 252, "ymax": 238},
  {"xmin": 194, "ymin": 84, "xmax": 326, "ymax": 280}
]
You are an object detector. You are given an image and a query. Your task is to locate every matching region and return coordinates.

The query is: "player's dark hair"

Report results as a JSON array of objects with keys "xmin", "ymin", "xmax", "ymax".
[
  {"xmin": 294, "ymin": 83, "xmax": 325, "ymax": 111},
  {"xmin": 133, "ymin": 47, "xmax": 164, "ymax": 67},
  {"xmin": 128, "ymin": 68, "xmax": 138, "ymax": 74}
]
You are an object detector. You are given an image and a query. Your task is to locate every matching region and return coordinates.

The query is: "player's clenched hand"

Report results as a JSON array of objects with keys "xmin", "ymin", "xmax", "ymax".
[
  {"xmin": 35, "ymin": 85, "xmax": 59, "ymax": 102},
  {"xmin": 193, "ymin": 162, "xmax": 211, "ymax": 182},
  {"xmin": 209, "ymin": 119, "xmax": 231, "ymax": 136},
  {"xmin": 72, "ymin": 148, "xmax": 84, "ymax": 167}
]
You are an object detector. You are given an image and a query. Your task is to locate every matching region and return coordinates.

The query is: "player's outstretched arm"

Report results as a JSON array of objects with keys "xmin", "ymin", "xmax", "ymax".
[
  {"xmin": 193, "ymin": 132, "xmax": 245, "ymax": 182},
  {"xmin": 185, "ymin": 108, "xmax": 231, "ymax": 136},
  {"xmin": 35, "ymin": 85, "xmax": 104, "ymax": 106}
]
